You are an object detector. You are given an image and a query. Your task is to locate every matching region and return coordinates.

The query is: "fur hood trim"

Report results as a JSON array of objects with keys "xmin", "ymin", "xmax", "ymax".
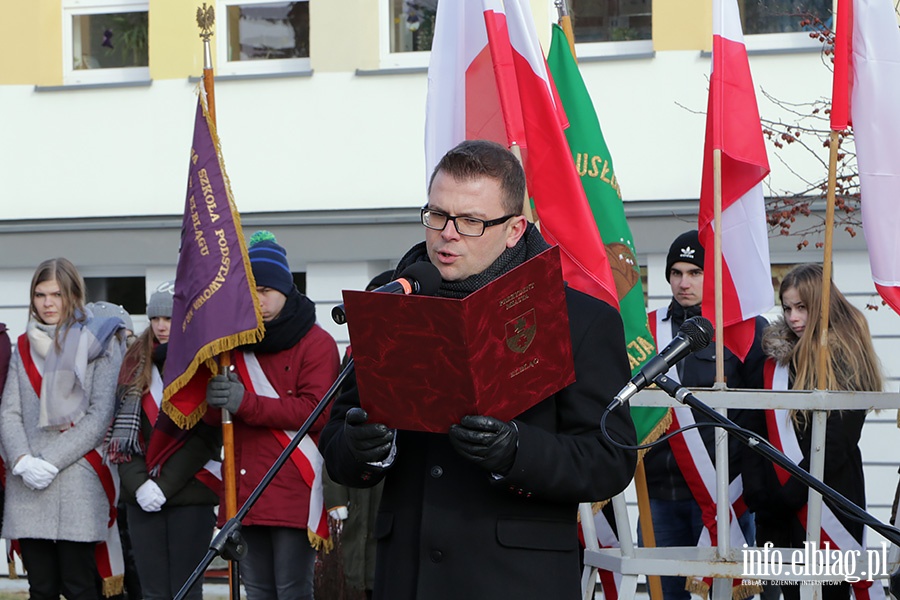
[{"xmin": 761, "ymin": 318, "xmax": 797, "ymax": 366}]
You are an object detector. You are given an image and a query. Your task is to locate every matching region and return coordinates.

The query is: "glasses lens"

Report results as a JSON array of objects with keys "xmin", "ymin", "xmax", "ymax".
[
  {"xmin": 422, "ymin": 210, "xmax": 447, "ymax": 230},
  {"xmin": 454, "ymin": 217, "xmax": 485, "ymax": 236}
]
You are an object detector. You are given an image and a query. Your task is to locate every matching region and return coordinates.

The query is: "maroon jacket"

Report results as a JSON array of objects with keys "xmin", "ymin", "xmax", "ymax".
[{"xmin": 223, "ymin": 323, "xmax": 339, "ymax": 529}]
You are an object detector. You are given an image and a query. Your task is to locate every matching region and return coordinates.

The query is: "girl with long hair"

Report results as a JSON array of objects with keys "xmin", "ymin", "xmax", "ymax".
[
  {"xmin": 106, "ymin": 282, "xmax": 221, "ymax": 600},
  {"xmin": 743, "ymin": 263, "xmax": 883, "ymax": 600},
  {"xmin": 0, "ymin": 258, "xmax": 126, "ymax": 600}
]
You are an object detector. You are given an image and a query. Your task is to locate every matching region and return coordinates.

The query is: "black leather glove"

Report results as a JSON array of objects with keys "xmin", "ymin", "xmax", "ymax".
[
  {"xmin": 448, "ymin": 415, "xmax": 518, "ymax": 476},
  {"xmin": 206, "ymin": 371, "xmax": 245, "ymax": 414},
  {"xmin": 344, "ymin": 408, "xmax": 394, "ymax": 463}
]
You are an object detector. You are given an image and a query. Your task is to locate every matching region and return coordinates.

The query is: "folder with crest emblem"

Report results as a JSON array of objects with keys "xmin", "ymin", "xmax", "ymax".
[{"xmin": 342, "ymin": 245, "xmax": 574, "ymax": 432}]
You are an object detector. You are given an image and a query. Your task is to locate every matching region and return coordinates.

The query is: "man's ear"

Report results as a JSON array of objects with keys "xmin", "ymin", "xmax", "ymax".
[{"xmin": 506, "ymin": 215, "xmax": 528, "ymax": 248}]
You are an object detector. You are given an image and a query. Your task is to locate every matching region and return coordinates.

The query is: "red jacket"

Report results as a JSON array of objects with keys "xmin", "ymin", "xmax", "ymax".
[{"xmin": 224, "ymin": 323, "xmax": 339, "ymax": 529}]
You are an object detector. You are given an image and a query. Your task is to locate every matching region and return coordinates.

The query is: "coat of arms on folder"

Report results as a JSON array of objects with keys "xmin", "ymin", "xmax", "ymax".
[{"xmin": 342, "ymin": 246, "xmax": 575, "ymax": 433}]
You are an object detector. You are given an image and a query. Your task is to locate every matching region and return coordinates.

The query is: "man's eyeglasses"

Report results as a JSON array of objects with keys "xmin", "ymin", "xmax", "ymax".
[{"xmin": 420, "ymin": 208, "xmax": 517, "ymax": 238}]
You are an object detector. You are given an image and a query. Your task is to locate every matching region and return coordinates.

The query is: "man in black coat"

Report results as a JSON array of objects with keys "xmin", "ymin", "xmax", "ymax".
[
  {"xmin": 320, "ymin": 139, "xmax": 638, "ymax": 600},
  {"xmin": 641, "ymin": 230, "xmax": 768, "ymax": 600}
]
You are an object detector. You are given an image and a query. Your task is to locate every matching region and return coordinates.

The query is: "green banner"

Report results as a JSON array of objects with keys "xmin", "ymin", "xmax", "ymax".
[{"xmin": 547, "ymin": 24, "xmax": 669, "ymax": 445}]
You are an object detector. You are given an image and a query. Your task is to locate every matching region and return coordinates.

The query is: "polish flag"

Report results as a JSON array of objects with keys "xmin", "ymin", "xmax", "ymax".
[
  {"xmin": 831, "ymin": 0, "xmax": 900, "ymax": 315},
  {"xmin": 698, "ymin": 0, "xmax": 773, "ymax": 360},
  {"xmin": 425, "ymin": 0, "xmax": 619, "ymax": 309}
]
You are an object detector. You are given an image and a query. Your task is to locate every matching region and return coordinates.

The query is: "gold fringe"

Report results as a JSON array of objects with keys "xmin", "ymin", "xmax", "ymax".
[
  {"xmin": 687, "ymin": 576, "xmax": 710, "ymax": 600},
  {"xmin": 309, "ymin": 529, "xmax": 334, "ymax": 554},
  {"xmin": 102, "ymin": 574, "xmax": 125, "ymax": 598},
  {"xmin": 733, "ymin": 583, "xmax": 763, "ymax": 600},
  {"xmin": 7, "ymin": 560, "xmax": 16, "ymax": 579},
  {"xmin": 637, "ymin": 409, "xmax": 673, "ymax": 465},
  {"xmin": 161, "ymin": 397, "xmax": 208, "ymax": 430}
]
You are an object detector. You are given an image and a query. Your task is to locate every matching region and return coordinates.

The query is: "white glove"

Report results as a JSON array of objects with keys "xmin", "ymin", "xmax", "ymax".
[
  {"xmin": 135, "ymin": 480, "xmax": 167, "ymax": 512},
  {"xmin": 328, "ymin": 506, "xmax": 349, "ymax": 521},
  {"xmin": 12, "ymin": 455, "xmax": 59, "ymax": 491}
]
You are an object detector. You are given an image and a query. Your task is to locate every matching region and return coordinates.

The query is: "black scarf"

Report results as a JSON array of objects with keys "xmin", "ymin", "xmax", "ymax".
[
  {"xmin": 395, "ymin": 222, "xmax": 551, "ymax": 299},
  {"xmin": 242, "ymin": 288, "xmax": 317, "ymax": 354},
  {"xmin": 666, "ymin": 299, "xmax": 702, "ymax": 329}
]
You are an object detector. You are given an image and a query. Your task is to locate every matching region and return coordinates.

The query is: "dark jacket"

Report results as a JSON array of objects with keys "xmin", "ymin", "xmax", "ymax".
[
  {"xmin": 642, "ymin": 302, "xmax": 768, "ymax": 500},
  {"xmin": 742, "ymin": 319, "xmax": 866, "ymax": 542},
  {"xmin": 320, "ymin": 288, "xmax": 638, "ymax": 600},
  {"xmin": 0, "ymin": 323, "xmax": 10, "ymax": 394}
]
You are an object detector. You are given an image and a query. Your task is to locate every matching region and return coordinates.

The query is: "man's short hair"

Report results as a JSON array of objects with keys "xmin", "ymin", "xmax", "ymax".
[{"xmin": 428, "ymin": 140, "xmax": 526, "ymax": 216}]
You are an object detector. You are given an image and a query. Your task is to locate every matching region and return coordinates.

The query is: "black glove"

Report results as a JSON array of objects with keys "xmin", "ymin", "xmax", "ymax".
[
  {"xmin": 448, "ymin": 415, "xmax": 518, "ymax": 476},
  {"xmin": 344, "ymin": 408, "xmax": 394, "ymax": 463},
  {"xmin": 206, "ymin": 371, "xmax": 245, "ymax": 414}
]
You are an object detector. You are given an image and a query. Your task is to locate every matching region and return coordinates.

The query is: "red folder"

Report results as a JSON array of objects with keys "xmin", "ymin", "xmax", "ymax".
[{"xmin": 342, "ymin": 246, "xmax": 575, "ymax": 432}]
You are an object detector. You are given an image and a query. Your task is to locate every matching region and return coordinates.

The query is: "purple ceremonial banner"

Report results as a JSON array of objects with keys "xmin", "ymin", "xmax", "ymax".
[{"xmin": 161, "ymin": 93, "xmax": 264, "ymax": 428}]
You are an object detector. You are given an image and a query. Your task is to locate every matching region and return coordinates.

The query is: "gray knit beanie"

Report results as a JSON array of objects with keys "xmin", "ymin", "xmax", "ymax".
[
  {"xmin": 87, "ymin": 301, "xmax": 134, "ymax": 332},
  {"xmin": 147, "ymin": 280, "xmax": 175, "ymax": 319}
]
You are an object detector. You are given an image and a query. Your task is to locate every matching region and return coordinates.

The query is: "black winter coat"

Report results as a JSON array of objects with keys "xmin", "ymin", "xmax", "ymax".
[
  {"xmin": 642, "ymin": 303, "xmax": 768, "ymax": 500},
  {"xmin": 320, "ymin": 288, "xmax": 638, "ymax": 600}
]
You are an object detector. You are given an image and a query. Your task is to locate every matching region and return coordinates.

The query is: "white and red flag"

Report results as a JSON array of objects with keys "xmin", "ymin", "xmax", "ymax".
[
  {"xmin": 425, "ymin": 0, "xmax": 619, "ymax": 309},
  {"xmin": 831, "ymin": 0, "xmax": 900, "ymax": 315},
  {"xmin": 698, "ymin": 0, "xmax": 773, "ymax": 360}
]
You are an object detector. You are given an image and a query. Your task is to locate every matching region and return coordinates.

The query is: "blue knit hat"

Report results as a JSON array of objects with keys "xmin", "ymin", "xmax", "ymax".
[{"xmin": 248, "ymin": 231, "xmax": 294, "ymax": 296}]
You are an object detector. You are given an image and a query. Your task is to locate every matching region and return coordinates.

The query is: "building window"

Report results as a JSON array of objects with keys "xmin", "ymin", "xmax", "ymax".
[
  {"xmin": 217, "ymin": 0, "xmax": 310, "ymax": 76},
  {"xmin": 739, "ymin": 0, "xmax": 831, "ymax": 35},
  {"xmin": 84, "ymin": 276, "xmax": 146, "ymax": 317},
  {"xmin": 62, "ymin": 1, "xmax": 150, "ymax": 85},
  {"xmin": 570, "ymin": 0, "xmax": 652, "ymax": 43},
  {"xmin": 389, "ymin": 0, "xmax": 438, "ymax": 53}
]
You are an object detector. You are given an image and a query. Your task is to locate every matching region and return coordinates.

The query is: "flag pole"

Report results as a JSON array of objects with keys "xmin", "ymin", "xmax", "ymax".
[
  {"xmin": 197, "ymin": 6, "xmax": 239, "ymax": 600},
  {"xmin": 817, "ymin": 1, "xmax": 840, "ymax": 392},
  {"xmin": 553, "ymin": 5, "xmax": 661, "ymax": 599},
  {"xmin": 554, "ymin": 0, "xmax": 577, "ymax": 62},
  {"xmin": 509, "ymin": 143, "xmax": 537, "ymax": 223}
]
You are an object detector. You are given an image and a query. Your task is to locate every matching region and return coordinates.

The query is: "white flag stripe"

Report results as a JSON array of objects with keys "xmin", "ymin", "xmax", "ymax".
[
  {"xmin": 853, "ymin": 0, "xmax": 900, "ymax": 290},
  {"xmin": 721, "ymin": 183, "xmax": 773, "ymax": 319},
  {"xmin": 714, "ymin": 0, "xmax": 746, "ymax": 43}
]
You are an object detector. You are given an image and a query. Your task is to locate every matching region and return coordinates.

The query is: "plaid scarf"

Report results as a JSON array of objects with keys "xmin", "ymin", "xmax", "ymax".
[{"xmin": 29, "ymin": 310, "xmax": 123, "ymax": 430}]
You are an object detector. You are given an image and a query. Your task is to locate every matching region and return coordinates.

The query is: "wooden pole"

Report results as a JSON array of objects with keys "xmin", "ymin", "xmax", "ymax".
[
  {"xmin": 817, "ymin": 133, "xmax": 839, "ymax": 389},
  {"xmin": 555, "ymin": 0, "xmax": 577, "ymax": 62},
  {"xmin": 634, "ymin": 462, "xmax": 665, "ymax": 600},
  {"xmin": 197, "ymin": 6, "xmax": 239, "ymax": 599}
]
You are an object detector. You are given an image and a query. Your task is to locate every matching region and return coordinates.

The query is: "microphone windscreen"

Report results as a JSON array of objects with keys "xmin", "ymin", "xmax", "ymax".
[
  {"xmin": 398, "ymin": 262, "xmax": 442, "ymax": 296},
  {"xmin": 680, "ymin": 316, "xmax": 714, "ymax": 352}
]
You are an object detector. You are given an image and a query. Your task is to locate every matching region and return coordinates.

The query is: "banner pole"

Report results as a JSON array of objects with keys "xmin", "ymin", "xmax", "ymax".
[{"xmin": 198, "ymin": 6, "xmax": 239, "ymax": 600}]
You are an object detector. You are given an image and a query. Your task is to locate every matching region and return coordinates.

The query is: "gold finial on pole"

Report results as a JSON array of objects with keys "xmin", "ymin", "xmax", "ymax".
[{"xmin": 197, "ymin": 3, "xmax": 215, "ymax": 42}]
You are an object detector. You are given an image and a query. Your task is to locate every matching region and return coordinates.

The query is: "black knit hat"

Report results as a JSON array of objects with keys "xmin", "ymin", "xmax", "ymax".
[
  {"xmin": 248, "ymin": 231, "xmax": 294, "ymax": 296},
  {"xmin": 665, "ymin": 230, "xmax": 704, "ymax": 281}
]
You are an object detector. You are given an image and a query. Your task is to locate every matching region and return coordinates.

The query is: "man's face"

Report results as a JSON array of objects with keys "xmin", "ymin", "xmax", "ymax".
[
  {"xmin": 669, "ymin": 261, "xmax": 704, "ymax": 308},
  {"xmin": 425, "ymin": 170, "xmax": 526, "ymax": 282},
  {"xmin": 257, "ymin": 287, "xmax": 287, "ymax": 322}
]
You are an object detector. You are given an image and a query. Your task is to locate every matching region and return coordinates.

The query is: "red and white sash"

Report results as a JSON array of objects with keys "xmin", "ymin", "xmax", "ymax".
[
  {"xmin": 17, "ymin": 334, "xmax": 124, "ymax": 597},
  {"xmin": 764, "ymin": 361, "xmax": 884, "ymax": 600},
  {"xmin": 650, "ymin": 312, "xmax": 751, "ymax": 598},
  {"xmin": 146, "ymin": 366, "xmax": 222, "ymax": 491},
  {"xmin": 233, "ymin": 352, "xmax": 330, "ymax": 549}
]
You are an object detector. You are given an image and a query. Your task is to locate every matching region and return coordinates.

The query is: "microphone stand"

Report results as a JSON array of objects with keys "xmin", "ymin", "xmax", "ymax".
[
  {"xmin": 651, "ymin": 373, "xmax": 900, "ymax": 550},
  {"xmin": 173, "ymin": 358, "xmax": 356, "ymax": 600}
]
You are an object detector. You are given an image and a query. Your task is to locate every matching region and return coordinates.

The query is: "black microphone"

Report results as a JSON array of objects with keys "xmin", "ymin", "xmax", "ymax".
[
  {"xmin": 609, "ymin": 315, "xmax": 714, "ymax": 409},
  {"xmin": 331, "ymin": 262, "xmax": 442, "ymax": 325}
]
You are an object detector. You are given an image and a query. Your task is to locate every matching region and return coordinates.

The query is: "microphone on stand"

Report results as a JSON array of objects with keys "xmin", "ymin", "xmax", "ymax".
[
  {"xmin": 608, "ymin": 315, "xmax": 714, "ymax": 410},
  {"xmin": 331, "ymin": 262, "xmax": 442, "ymax": 325}
]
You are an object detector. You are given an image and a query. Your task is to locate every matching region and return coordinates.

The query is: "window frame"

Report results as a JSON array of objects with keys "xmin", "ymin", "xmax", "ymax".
[
  {"xmin": 61, "ymin": 0, "xmax": 151, "ymax": 86},
  {"xmin": 377, "ymin": 0, "xmax": 433, "ymax": 70},
  {"xmin": 743, "ymin": 31, "xmax": 824, "ymax": 54},
  {"xmin": 214, "ymin": 0, "xmax": 312, "ymax": 77}
]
